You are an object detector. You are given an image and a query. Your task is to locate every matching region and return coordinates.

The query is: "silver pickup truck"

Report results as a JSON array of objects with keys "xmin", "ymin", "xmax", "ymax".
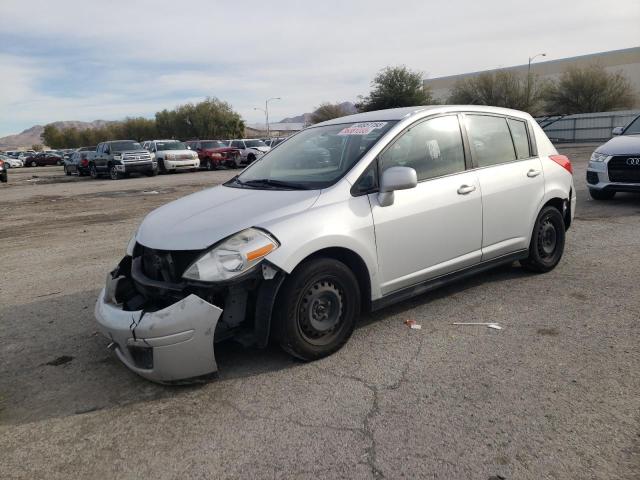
[{"xmin": 88, "ymin": 140, "xmax": 157, "ymax": 180}]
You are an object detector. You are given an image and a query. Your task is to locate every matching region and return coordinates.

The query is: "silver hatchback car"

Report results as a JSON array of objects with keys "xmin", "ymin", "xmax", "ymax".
[{"xmin": 95, "ymin": 105, "xmax": 576, "ymax": 383}]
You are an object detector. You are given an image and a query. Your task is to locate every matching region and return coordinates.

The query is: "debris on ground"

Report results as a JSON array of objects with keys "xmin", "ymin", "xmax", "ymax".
[
  {"xmin": 404, "ymin": 319, "xmax": 422, "ymax": 330},
  {"xmin": 45, "ymin": 355, "xmax": 74, "ymax": 366},
  {"xmin": 142, "ymin": 190, "xmax": 159, "ymax": 194},
  {"xmin": 453, "ymin": 322, "xmax": 503, "ymax": 330}
]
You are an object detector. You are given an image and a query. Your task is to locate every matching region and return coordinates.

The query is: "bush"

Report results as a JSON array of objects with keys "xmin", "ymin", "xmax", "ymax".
[
  {"xmin": 358, "ymin": 66, "xmax": 433, "ymax": 112},
  {"xmin": 544, "ymin": 64, "xmax": 636, "ymax": 114}
]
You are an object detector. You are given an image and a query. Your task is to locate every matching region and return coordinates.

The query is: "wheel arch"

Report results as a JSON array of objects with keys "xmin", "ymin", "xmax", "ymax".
[
  {"xmin": 285, "ymin": 247, "xmax": 373, "ymax": 313},
  {"xmin": 541, "ymin": 195, "xmax": 571, "ymax": 230}
]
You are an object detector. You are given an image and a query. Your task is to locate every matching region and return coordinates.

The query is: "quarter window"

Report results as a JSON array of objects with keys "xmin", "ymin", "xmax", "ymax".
[
  {"xmin": 380, "ymin": 115, "xmax": 466, "ymax": 181},
  {"xmin": 466, "ymin": 115, "xmax": 516, "ymax": 167},
  {"xmin": 507, "ymin": 118, "xmax": 531, "ymax": 159}
]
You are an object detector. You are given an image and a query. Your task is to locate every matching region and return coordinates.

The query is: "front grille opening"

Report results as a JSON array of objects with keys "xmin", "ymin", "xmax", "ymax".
[
  {"xmin": 608, "ymin": 156, "xmax": 640, "ymax": 183},
  {"xmin": 586, "ymin": 171, "xmax": 599, "ymax": 185},
  {"xmin": 137, "ymin": 246, "xmax": 203, "ymax": 283}
]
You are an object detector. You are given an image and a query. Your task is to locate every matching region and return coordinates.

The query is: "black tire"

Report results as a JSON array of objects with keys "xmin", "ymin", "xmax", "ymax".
[
  {"xmin": 109, "ymin": 165, "xmax": 122, "ymax": 180},
  {"xmin": 273, "ymin": 258, "xmax": 360, "ymax": 361},
  {"xmin": 145, "ymin": 169, "xmax": 158, "ymax": 177},
  {"xmin": 89, "ymin": 164, "xmax": 99, "ymax": 179},
  {"xmin": 589, "ymin": 188, "xmax": 615, "ymax": 200},
  {"xmin": 247, "ymin": 153, "xmax": 256, "ymax": 164},
  {"xmin": 158, "ymin": 159, "xmax": 167, "ymax": 173},
  {"xmin": 205, "ymin": 159, "xmax": 214, "ymax": 171},
  {"xmin": 64, "ymin": 166, "xmax": 71, "ymax": 176},
  {"xmin": 520, "ymin": 206, "xmax": 566, "ymax": 273},
  {"xmin": 30, "ymin": 160, "xmax": 38, "ymax": 167}
]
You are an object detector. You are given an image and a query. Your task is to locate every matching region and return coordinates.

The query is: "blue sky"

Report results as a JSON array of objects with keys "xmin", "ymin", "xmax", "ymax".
[{"xmin": 1, "ymin": 0, "xmax": 639, "ymax": 137}]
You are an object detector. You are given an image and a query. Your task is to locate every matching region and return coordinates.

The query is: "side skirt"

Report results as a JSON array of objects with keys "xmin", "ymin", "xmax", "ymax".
[{"xmin": 371, "ymin": 250, "xmax": 529, "ymax": 311}]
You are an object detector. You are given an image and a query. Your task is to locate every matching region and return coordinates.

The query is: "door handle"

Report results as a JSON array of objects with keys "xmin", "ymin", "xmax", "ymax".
[
  {"xmin": 457, "ymin": 184, "xmax": 476, "ymax": 195},
  {"xmin": 527, "ymin": 169, "xmax": 541, "ymax": 178}
]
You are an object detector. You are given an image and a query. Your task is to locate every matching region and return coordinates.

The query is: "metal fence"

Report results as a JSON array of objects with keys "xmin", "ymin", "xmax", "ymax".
[{"xmin": 535, "ymin": 110, "xmax": 640, "ymax": 143}]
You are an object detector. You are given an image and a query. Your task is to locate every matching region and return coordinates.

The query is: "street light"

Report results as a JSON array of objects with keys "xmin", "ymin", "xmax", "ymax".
[
  {"xmin": 526, "ymin": 53, "xmax": 546, "ymax": 107},
  {"xmin": 265, "ymin": 97, "xmax": 281, "ymax": 138}
]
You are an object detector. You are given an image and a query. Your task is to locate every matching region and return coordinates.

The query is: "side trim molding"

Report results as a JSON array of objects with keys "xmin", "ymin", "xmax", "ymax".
[{"xmin": 371, "ymin": 250, "xmax": 529, "ymax": 311}]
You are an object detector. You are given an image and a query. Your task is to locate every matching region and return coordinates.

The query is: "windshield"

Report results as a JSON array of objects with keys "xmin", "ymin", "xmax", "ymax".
[
  {"xmin": 623, "ymin": 116, "xmax": 640, "ymax": 135},
  {"xmin": 234, "ymin": 121, "xmax": 396, "ymax": 189},
  {"xmin": 245, "ymin": 139, "xmax": 267, "ymax": 148},
  {"xmin": 201, "ymin": 141, "xmax": 226, "ymax": 149},
  {"xmin": 156, "ymin": 141, "xmax": 186, "ymax": 150},
  {"xmin": 110, "ymin": 141, "xmax": 142, "ymax": 152}
]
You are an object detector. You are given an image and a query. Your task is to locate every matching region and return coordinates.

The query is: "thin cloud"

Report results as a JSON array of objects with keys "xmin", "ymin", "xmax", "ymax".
[{"xmin": 1, "ymin": 0, "xmax": 639, "ymax": 136}]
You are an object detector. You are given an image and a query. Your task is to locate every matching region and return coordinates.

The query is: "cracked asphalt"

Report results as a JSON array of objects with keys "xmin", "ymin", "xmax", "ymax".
[{"xmin": 1, "ymin": 146, "xmax": 639, "ymax": 479}]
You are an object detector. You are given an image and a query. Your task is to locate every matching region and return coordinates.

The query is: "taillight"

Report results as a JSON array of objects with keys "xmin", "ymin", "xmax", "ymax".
[
  {"xmin": 549, "ymin": 155, "xmax": 573, "ymax": 174},
  {"xmin": 81, "ymin": 159, "xmax": 89, "ymax": 167}
]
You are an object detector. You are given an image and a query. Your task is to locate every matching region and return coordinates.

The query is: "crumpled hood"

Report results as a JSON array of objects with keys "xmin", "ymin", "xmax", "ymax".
[
  {"xmin": 252, "ymin": 146, "xmax": 270, "ymax": 153},
  {"xmin": 597, "ymin": 135, "xmax": 640, "ymax": 155},
  {"xmin": 136, "ymin": 185, "xmax": 320, "ymax": 250}
]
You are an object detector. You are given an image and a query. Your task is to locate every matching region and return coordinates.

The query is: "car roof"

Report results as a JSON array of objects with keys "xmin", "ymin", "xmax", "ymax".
[{"xmin": 314, "ymin": 105, "xmax": 532, "ymax": 126}]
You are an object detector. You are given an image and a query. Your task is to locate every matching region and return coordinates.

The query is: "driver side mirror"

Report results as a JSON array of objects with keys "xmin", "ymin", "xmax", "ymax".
[
  {"xmin": 612, "ymin": 126, "xmax": 624, "ymax": 136},
  {"xmin": 377, "ymin": 166, "xmax": 418, "ymax": 207}
]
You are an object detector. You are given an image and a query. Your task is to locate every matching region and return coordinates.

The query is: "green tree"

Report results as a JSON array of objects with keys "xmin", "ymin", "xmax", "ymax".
[
  {"xmin": 358, "ymin": 66, "xmax": 433, "ymax": 112},
  {"xmin": 544, "ymin": 64, "xmax": 636, "ymax": 114},
  {"xmin": 309, "ymin": 103, "xmax": 349, "ymax": 124},
  {"xmin": 31, "ymin": 144, "xmax": 43, "ymax": 152},
  {"xmin": 448, "ymin": 70, "xmax": 546, "ymax": 114}
]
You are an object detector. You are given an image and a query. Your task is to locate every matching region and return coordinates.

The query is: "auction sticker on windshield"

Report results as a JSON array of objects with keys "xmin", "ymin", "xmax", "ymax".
[{"xmin": 338, "ymin": 122, "xmax": 387, "ymax": 136}]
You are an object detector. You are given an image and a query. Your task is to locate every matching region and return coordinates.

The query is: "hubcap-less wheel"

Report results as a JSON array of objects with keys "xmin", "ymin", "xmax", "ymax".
[
  {"xmin": 110, "ymin": 166, "xmax": 119, "ymax": 180},
  {"xmin": 538, "ymin": 218, "xmax": 557, "ymax": 258},
  {"xmin": 521, "ymin": 206, "xmax": 565, "ymax": 273},
  {"xmin": 299, "ymin": 280, "xmax": 344, "ymax": 343},
  {"xmin": 31, "ymin": 161, "xmax": 37, "ymax": 167}
]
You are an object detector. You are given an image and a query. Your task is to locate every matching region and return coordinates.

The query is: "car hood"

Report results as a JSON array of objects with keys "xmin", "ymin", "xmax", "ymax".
[
  {"xmin": 596, "ymin": 135, "xmax": 640, "ymax": 155},
  {"xmin": 253, "ymin": 146, "xmax": 270, "ymax": 153},
  {"xmin": 113, "ymin": 149, "xmax": 149, "ymax": 155},
  {"xmin": 136, "ymin": 185, "xmax": 321, "ymax": 250},
  {"xmin": 203, "ymin": 147, "xmax": 237, "ymax": 154}
]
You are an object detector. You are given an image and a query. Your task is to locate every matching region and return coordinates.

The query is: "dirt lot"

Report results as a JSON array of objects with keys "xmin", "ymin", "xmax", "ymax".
[{"xmin": 1, "ymin": 147, "xmax": 639, "ymax": 479}]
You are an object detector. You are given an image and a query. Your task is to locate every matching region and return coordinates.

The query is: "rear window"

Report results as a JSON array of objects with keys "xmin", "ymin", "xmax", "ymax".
[{"xmin": 466, "ymin": 115, "xmax": 516, "ymax": 167}]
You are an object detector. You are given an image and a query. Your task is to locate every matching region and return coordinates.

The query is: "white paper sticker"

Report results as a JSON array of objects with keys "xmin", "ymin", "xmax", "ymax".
[{"xmin": 337, "ymin": 122, "xmax": 387, "ymax": 136}]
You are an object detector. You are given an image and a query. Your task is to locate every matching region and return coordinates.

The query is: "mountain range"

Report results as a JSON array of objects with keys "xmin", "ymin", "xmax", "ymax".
[{"xmin": 0, "ymin": 120, "xmax": 113, "ymax": 149}]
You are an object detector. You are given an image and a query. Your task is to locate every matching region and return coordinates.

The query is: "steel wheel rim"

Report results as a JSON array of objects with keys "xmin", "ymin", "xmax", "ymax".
[
  {"xmin": 110, "ymin": 166, "xmax": 118, "ymax": 179},
  {"xmin": 538, "ymin": 216, "xmax": 557, "ymax": 258},
  {"xmin": 297, "ymin": 279, "xmax": 344, "ymax": 345}
]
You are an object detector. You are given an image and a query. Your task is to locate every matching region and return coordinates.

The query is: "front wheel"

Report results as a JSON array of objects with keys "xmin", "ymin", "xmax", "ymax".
[
  {"xmin": 30, "ymin": 160, "xmax": 38, "ymax": 167},
  {"xmin": 145, "ymin": 169, "xmax": 158, "ymax": 177},
  {"xmin": 273, "ymin": 258, "xmax": 360, "ymax": 361},
  {"xmin": 589, "ymin": 188, "xmax": 616, "ymax": 200},
  {"xmin": 109, "ymin": 165, "xmax": 122, "ymax": 180},
  {"xmin": 520, "ymin": 206, "xmax": 566, "ymax": 273},
  {"xmin": 64, "ymin": 166, "xmax": 71, "ymax": 176}
]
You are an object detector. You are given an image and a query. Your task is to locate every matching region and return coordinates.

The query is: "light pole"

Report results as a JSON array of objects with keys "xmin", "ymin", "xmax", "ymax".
[
  {"xmin": 526, "ymin": 53, "xmax": 546, "ymax": 107},
  {"xmin": 253, "ymin": 107, "xmax": 266, "ymax": 135},
  {"xmin": 265, "ymin": 97, "xmax": 281, "ymax": 138}
]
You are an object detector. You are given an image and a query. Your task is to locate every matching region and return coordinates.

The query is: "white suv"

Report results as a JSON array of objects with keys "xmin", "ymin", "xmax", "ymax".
[
  {"xmin": 142, "ymin": 140, "xmax": 199, "ymax": 173},
  {"xmin": 96, "ymin": 105, "xmax": 575, "ymax": 383},
  {"xmin": 227, "ymin": 139, "xmax": 271, "ymax": 166}
]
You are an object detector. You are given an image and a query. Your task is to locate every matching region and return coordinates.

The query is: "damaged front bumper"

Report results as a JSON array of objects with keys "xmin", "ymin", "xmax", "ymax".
[
  {"xmin": 94, "ymin": 253, "xmax": 284, "ymax": 383},
  {"xmin": 95, "ymin": 282, "xmax": 222, "ymax": 383}
]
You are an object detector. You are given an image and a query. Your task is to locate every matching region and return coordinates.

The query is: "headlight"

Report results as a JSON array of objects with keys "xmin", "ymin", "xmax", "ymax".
[
  {"xmin": 113, "ymin": 155, "xmax": 122, "ymax": 161},
  {"xmin": 183, "ymin": 228, "xmax": 279, "ymax": 282},
  {"xmin": 192, "ymin": 152, "xmax": 198, "ymax": 159},
  {"xmin": 126, "ymin": 232, "xmax": 137, "ymax": 256},
  {"xmin": 166, "ymin": 153, "xmax": 176, "ymax": 160},
  {"xmin": 590, "ymin": 152, "xmax": 609, "ymax": 163}
]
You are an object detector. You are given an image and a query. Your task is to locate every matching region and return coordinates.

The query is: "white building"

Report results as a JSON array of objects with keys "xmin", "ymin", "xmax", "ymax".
[{"xmin": 424, "ymin": 46, "xmax": 640, "ymax": 107}]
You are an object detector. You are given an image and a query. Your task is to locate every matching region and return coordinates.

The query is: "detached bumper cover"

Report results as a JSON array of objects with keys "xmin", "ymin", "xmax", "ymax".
[{"xmin": 95, "ymin": 279, "xmax": 222, "ymax": 383}]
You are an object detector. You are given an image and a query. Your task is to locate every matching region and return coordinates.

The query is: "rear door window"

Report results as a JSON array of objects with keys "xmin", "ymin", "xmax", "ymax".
[
  {"xmin": 507, "ymin": 118, "xmax": 531, "ymax": 159},
  {"xmin": 466, "ymin": 115, "xmax": 516, "ymax": 167}
]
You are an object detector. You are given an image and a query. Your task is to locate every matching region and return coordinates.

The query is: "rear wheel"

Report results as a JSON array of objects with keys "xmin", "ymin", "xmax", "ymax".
[
  {"xmin": 89, "ymin": 164, "xmax": 98, "ymax": 179},
  {"xmin": 64, "ymin": 166, "xmax": 71, "ymax": 176},
  {"xmin": 521, "ymin": 206, "xmax": 565, "ymax": 273},
  {"xmin": 589, "ymin": 188, "xmax": 615, "ymax": 200},
  {"xmin": 274, "ymin": 258, "xmax": 360, "ymax": 361}
]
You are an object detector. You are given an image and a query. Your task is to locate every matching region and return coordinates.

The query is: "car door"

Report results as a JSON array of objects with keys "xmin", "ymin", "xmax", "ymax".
[
  {"xmin": 369, "ymin": 114, "xmax": 483, "ymax": 295},
  {"xmin": 464, "ymin": 114, "xmax": 544, "ymax": 260}
]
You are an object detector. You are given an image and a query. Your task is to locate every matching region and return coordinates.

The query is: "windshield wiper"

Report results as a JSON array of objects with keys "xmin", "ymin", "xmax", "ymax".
[{"xmin": 240, "ymin": 178, "xmax": 309, "ymax": 190}]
